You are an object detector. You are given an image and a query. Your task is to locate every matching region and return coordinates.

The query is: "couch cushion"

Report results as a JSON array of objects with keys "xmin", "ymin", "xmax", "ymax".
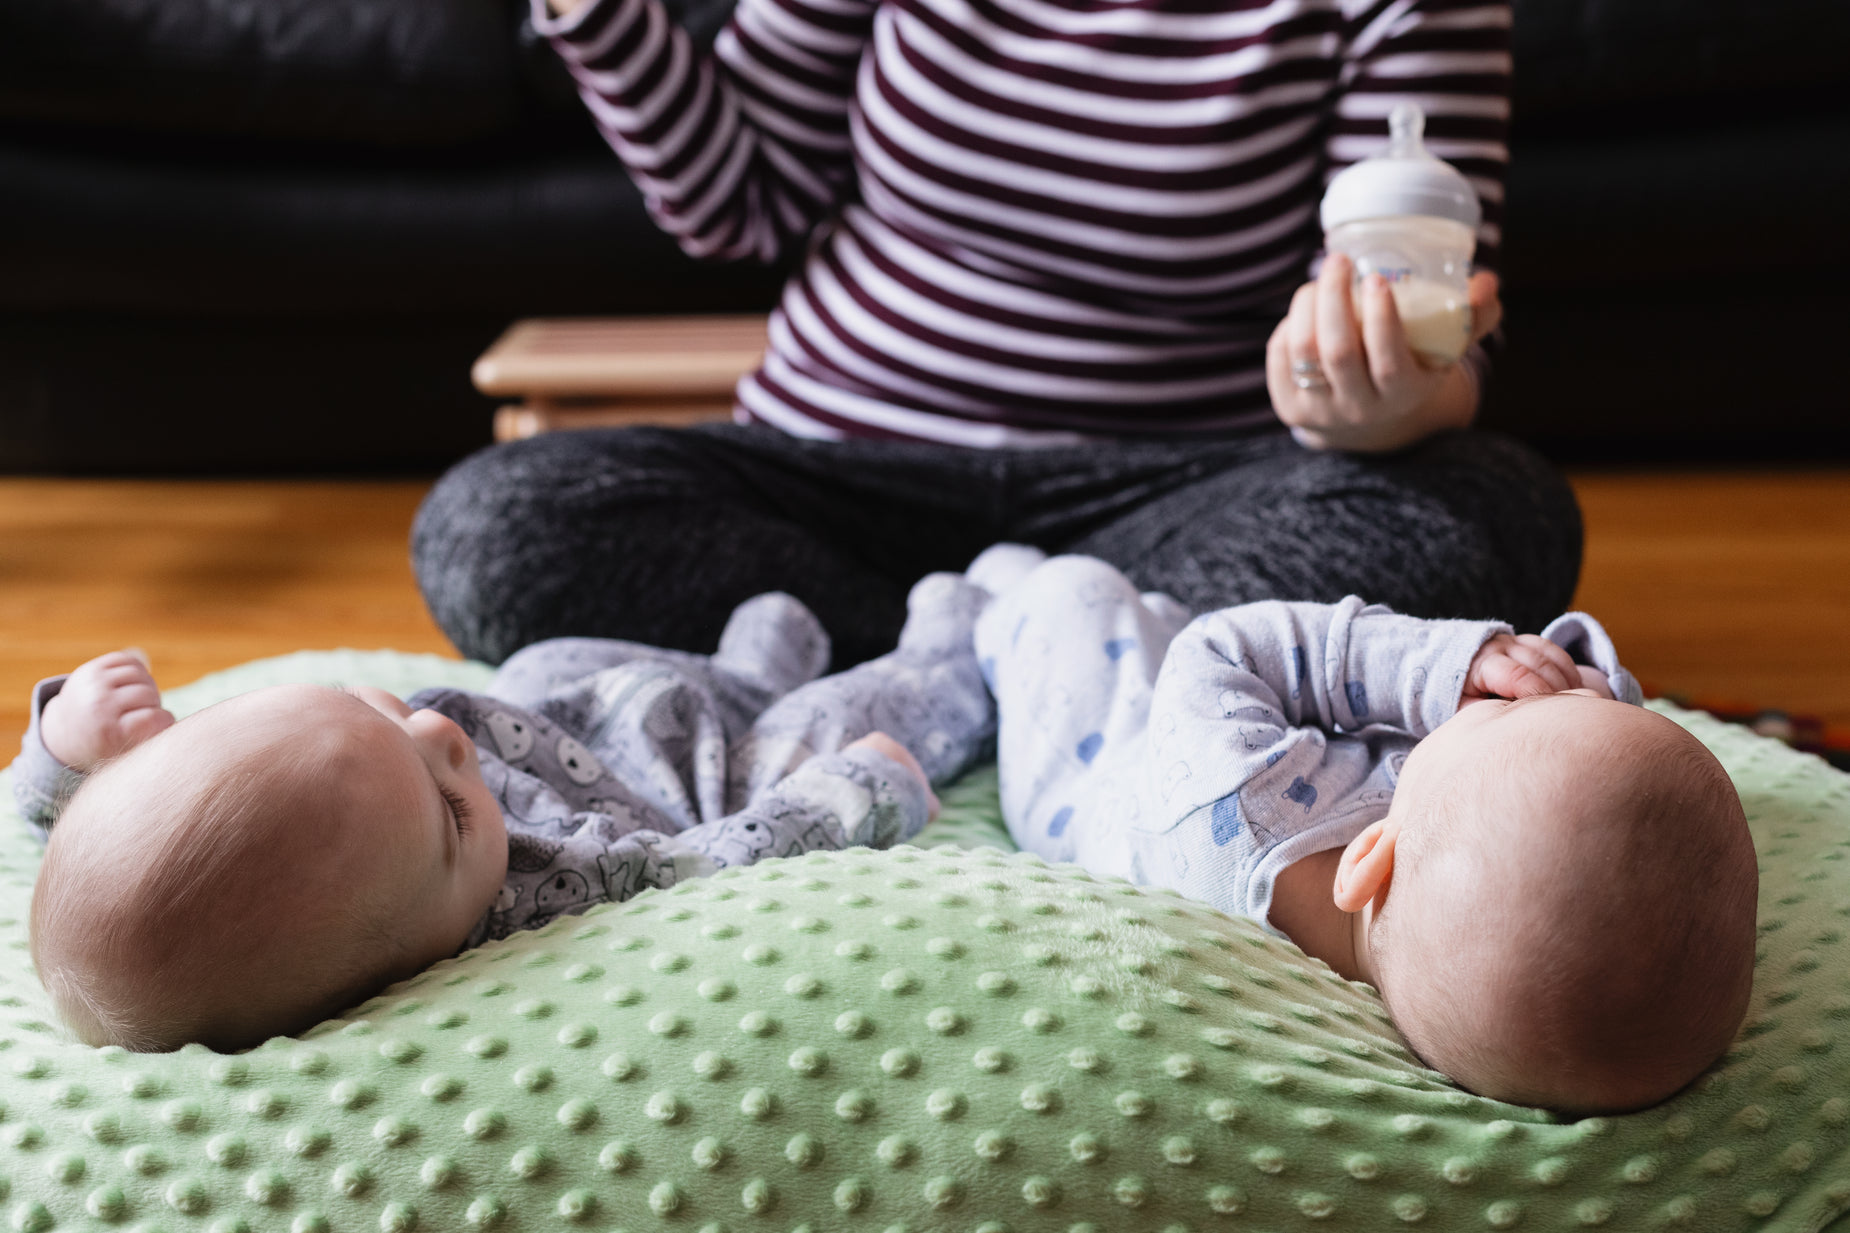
[
  {"xmin": 8, "ymin": 0, "xmax": 1848, "ymax": 143},
  {"xmin": 0, "ymin": 0, "xmax": 524, "ymax": 146}
]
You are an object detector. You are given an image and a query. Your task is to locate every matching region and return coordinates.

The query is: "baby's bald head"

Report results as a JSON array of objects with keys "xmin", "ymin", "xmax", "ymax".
[
  {"xmin": 31, "ymin": 685, "xmax": 506, "ymax": 1052},
  {"xmin": 1371, "ymin": 698, "xmax": 1756, "ymax": 1112}
]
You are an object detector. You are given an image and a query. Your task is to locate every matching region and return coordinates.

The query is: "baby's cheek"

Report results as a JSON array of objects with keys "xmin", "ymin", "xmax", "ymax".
[{"xmin": 475, "ymin": 810, "xmax": 513, "ymax": 896}]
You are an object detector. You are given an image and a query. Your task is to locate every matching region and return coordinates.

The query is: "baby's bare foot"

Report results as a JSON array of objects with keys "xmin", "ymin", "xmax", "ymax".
[{"xmin": 847, "ymin": 732, "xmax": 939, "ymax": 820}]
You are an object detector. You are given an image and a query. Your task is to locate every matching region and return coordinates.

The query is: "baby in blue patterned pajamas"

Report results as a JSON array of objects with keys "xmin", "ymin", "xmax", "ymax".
[
  {"xmin": 967, "ymin": 547, "xmax": 1757, "ymax": 1113},
  {"xmin": 18, "ymin": 578, "xmax": 991, "ymax": 1054}
]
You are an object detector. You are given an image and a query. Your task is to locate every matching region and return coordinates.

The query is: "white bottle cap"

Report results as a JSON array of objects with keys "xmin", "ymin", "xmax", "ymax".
[{"xmin": 1319, "ymin": 103, "xmax": 1482, "ymax": 231}]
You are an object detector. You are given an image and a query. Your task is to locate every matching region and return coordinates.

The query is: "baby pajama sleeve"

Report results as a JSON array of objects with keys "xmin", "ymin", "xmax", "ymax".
[
  {"xmin": 1143, "ymin": 598, "xmax": 1506, "ymax": 919},
  {"xmin": 8, "ymin": 677, "xmax": 85, "ymax": 841},
  {"xmin": 977, "ymin": 558, "xmax": 1510, "ymax": 926},
  {"xmin": 1151, "ymin": 596, "xmax": 1511, "ymax": 831}
]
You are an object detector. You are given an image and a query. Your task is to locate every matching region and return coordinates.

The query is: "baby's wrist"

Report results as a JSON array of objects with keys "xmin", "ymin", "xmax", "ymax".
[{"xmin": 37, "ymin": 693, "xmax": 87, "ymax": 770}]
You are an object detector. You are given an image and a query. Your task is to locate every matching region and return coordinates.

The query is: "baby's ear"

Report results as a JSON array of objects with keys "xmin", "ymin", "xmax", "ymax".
[{"xmin": 1333, "ymin": 820, "xmax": 1398, "ymax": 913}]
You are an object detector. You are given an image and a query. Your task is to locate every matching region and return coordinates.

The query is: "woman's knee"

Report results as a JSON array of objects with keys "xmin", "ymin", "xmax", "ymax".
[
  {"xmin": 414, "ymin": 439, "xmax": 543, "ymax": 584},
  {"xmin": 417, "ymin": 427, "xmax": 704, "ymax": 539},
  {"xmin": 411, "ymin": 429, "xmax": 715, "ymax": 663},
  {"xmin": 1127, "ymin": 430, "xmax": 1582, "ymax": 631},
  {"xmin": 1336, "ymin": 430, "xmax": 1582, "ymax": 630},
  {"xmin": 1409, "ymin": 431, "xmax": 1583, "ymax": 613},
  {"xmin": 1413, "ymin": 430, "xmax": 1580, "ymax": 529}
]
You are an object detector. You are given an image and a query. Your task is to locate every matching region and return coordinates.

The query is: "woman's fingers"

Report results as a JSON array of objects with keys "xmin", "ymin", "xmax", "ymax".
[
  {"xmin": 1468, "ymin": 271, "xmax": 1502, "ymax": 342},
  {"xmin": 1273, "ymin": 281, "xmax": 1336, "ymax": 434},
  {"xmin": 1357, "ymin": 273, "xmax": 1414, "ymax": 390},
  {"xmin": 1284, "ymin": 281, "xmax": 1321, "ymax": 381},
  {"xmin": 1265, "ymin": 323, "xmax": 1303, "ymax": 419},
  {"xmin": 1314, "ymin": 255, "xmax": 1373, "ymax": 407}
]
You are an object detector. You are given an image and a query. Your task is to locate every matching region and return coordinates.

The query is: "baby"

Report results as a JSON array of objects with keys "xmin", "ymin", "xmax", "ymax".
[
  {"xmin": 968, "ymin": 547, "xmax": 1756, "ymax": 1113},
  {"xmin": 16, "ymin": 580, "xmax": 993, "ymax": 1053}
]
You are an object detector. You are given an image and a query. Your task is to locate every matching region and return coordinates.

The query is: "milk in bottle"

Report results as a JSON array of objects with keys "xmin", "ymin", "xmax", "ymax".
[{"xmin": 1320, "ymin": 104, "xmax": 1482, "ymax": 365}]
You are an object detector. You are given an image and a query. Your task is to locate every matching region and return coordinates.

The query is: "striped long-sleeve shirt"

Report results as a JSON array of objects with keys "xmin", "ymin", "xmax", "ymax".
[{"xmin": 535, "ymin": 0, "xmax": 1510, "ymax": 445}]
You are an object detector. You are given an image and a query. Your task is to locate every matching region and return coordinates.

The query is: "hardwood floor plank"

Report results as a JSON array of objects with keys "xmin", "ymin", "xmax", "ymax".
[
  {"xmin": 2, "ymin": 470, "xmax": 1847, "ymax": 764},
  {"xmin": 0, "ymin": 480, "xmax": 454, "ymax": 756},
  {"xmin": 1570, "ymin": 471, "xmax": 1850, "ymax": 726}
]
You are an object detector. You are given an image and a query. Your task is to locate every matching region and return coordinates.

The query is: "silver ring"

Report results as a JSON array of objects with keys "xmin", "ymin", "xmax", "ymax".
[{"xmin": 1291, "ymin": 360, "xmax": 1329, "ymax": 392}]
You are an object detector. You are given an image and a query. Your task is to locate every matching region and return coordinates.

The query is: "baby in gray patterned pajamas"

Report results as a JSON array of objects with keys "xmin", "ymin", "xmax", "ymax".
[
  {"xmin": 968, "ymin": 547, "xmax": 1757, "ymax": 1114},
  {"xmin": 17, "ymin": 576, "xmax": 993, "ymax": 1053}
]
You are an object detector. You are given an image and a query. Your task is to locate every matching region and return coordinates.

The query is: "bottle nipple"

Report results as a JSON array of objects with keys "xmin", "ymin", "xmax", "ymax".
[
  {"xmin": 1387, "ymin": 103, "xmax": 1427, "ymax": 160},
  {"xmin": 1320, "ymin": 101, "xmax": 1480, "ymax": 232}
]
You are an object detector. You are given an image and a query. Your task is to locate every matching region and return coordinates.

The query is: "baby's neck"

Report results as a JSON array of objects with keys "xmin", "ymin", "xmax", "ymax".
[{"xmin": 1268, "ymin": 848, "xmax": 1376, "ymax": 986}]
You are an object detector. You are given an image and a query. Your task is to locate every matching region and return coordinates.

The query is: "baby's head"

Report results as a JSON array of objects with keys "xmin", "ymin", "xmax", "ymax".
[
  {"xmin": 31, "ymin": 686, "xmax": 507, "ymax": 1051},
  {"xmin": 1344, "ymin": 691, "xmax": 1756, "ymax": 1112}
]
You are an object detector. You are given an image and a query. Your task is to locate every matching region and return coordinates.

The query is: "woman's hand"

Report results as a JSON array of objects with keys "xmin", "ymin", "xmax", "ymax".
[{"xmin": 1266, "ymin": 254, "xmax": 1502, "ymax": 453}]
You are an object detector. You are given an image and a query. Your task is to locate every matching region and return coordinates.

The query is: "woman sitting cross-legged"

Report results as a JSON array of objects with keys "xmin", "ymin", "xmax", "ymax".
[{"xmin": 414, "ymin": 0, "xmax": 1578, "ymax": 669}]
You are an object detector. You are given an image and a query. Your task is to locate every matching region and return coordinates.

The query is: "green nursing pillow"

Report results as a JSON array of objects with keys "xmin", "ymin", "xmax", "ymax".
[{"xmin": 3, "ymin": 650, "xmax": 1850, "ymax": 1232}]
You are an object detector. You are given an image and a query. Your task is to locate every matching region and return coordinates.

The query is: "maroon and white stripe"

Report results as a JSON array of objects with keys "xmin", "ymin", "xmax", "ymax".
[{"xmin": 536, "ymin": 0, "xmax": 1509, "ymax": 445}]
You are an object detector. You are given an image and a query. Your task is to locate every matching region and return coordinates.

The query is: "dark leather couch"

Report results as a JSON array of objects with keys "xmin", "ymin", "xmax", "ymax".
[{"xmin": 2, "ymin": 0, "xmax": 1845, "ymax": 473}]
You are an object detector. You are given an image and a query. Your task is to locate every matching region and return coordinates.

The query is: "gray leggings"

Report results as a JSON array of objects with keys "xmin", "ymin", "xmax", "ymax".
[{"xmin": 412, "ymin": 424, "xmax": 1581, "ymax": 669}]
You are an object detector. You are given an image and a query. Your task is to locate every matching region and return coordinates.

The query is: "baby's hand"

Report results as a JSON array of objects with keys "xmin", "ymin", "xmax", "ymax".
[
  {"xmin": 1461, "ymin": 634, "xmax": 1583, "ymax": 703},
  {"xmin": 847, "ymin": 732, "xmax": 940, "ymax": 820},
  {"xmin": 40, "ymin": 649, "xmax": 176, "ymax": 772}
]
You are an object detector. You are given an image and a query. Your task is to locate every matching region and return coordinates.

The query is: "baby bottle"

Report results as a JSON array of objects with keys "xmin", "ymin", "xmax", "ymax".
[{"xmin": 1319, "ymin": 103, "xmax": 1481, "ymax": 365}]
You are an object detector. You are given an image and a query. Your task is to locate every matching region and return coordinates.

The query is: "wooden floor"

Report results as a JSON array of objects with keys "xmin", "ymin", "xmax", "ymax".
[
  {"xmin": 1, "ymin": 470, "xmax": 1848, "ymax": 757},
  {"xmin": 1569, "ymin": 471, "xmax": 1850, "ymax": 725},
  {"xmin": 0, "ymin": 481, "xmax": 451, "ymax": 755}
]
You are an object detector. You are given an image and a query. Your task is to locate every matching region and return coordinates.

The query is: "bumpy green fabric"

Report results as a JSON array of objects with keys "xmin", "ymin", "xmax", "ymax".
[{"xmin": 3, "ymin": 650, "xmax": 1850, "ymax": 1232}]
